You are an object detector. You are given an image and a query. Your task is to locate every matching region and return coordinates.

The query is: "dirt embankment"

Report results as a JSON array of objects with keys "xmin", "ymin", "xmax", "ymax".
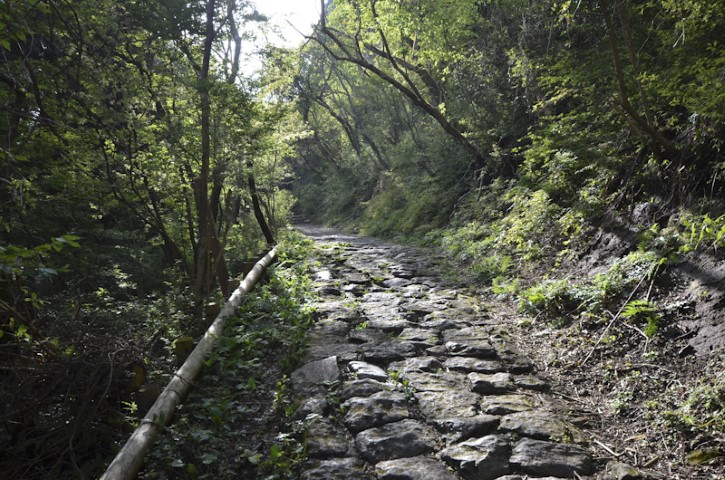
[{"xmin": 492, "ymin": 219, "xmax": 725, "ymax": 479}]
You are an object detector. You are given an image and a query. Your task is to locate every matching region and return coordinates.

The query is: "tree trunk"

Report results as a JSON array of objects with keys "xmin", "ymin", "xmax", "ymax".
[
  {"xmin": 247, "ymin": 161, "xmax": 276, "ymax": 245},
  {"xmin": 193, "ymin": 0, "xmax": 231, "ymax": 299},
  {"xmin": 601, "ymin": 0, "xmax": 676, "ymax": 159}
]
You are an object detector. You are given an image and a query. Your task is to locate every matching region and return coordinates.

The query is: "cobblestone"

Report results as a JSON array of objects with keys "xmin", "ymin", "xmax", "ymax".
[{"xmin": 291, "ymin": 226, "xmax": 596, "ymax": 479}]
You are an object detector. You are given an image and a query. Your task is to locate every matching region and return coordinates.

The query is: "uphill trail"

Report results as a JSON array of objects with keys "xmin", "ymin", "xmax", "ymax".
[{"xmin": 290, "ymin": 224, "xmax": 602, "ymax": 480}]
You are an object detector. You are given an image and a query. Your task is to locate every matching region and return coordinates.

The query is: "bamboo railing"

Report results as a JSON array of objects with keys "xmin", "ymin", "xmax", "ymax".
[{"xmin": 100, "ymin": 248, "xmax": 278, "ymax": 480}]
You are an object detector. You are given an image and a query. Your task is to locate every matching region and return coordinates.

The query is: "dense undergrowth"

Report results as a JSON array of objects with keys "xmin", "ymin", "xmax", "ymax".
[
  {"xmin": 0, "ymin": 216, "xmax": 276, "ymax": 479},
  {"xmin": 139, "ymin": 230, "xmax": 316, "ymax": 480}
]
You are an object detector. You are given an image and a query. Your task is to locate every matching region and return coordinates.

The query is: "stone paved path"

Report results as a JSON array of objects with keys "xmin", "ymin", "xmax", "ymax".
[{"xmin": 291, "ymin": 226, "xmax": 596, "ymax": 480}]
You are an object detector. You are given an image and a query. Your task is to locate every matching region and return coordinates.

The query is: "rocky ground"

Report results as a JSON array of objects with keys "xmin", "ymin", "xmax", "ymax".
[
  {"xmin": 288, "ymin": 225, "xmax": 628, "ymax": 479},
  {"xmin": 285, "ymin": 224, "xmax": 724, "ymax": 480}
]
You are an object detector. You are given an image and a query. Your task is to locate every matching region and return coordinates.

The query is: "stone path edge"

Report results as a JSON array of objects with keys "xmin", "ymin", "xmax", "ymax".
[{"xmin": 290, "ymin": 226, "xmax": 600, "ymax": 480}]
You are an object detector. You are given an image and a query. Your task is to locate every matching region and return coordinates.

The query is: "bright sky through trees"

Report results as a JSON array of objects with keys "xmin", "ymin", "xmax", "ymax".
[
  {"xmin": 242, "ymin": 0, "xmax": 320, "ymax": 74},
  {"xmin": 254, "ymin": 0, "xmax": 320, "ymax": 47}
]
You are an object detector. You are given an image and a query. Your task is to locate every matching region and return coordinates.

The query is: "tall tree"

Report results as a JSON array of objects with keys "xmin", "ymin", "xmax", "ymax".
[{"xmin": 312, "ymin": 0, "xmax": 488, "ymax": 172}]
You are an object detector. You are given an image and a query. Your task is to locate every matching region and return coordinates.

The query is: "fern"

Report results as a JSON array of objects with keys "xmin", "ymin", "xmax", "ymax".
[{"xmin": 622, "ymin": 299, "xmax": 661, "ymax": 338}]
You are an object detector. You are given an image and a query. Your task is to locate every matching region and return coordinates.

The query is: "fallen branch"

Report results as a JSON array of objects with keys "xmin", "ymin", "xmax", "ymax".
[
  {"xmin": 593, "ymin": 438, "xmax": 624, "ymax": 458},
  {"xmin": 100, "ymin": 248, "xmax": 278, "ymax": 480},
  {"xmin": 581, "ymin": 273, "xmax": 648, "ymax": 366}
]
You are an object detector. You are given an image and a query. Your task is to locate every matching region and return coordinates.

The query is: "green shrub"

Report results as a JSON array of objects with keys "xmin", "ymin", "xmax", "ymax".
[{"xmin": 519, "ymin": 278, "xmax": 598, "ymax": 325}]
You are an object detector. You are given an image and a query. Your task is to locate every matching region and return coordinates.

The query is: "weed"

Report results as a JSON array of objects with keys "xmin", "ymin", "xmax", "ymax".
[
  {"xmin": 388, "ymin": 369, "xmax": 416, "ymax": 400},
  {"xmin": 621, "ymin": 299, "xmax": 662, "ymax": 338},
  {"xmin": 138, "ymin": 234, "xmax": 316, "ymax": 479}
]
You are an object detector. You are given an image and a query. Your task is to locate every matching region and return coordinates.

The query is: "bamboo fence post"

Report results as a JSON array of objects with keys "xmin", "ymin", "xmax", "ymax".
[{"xmin": 100, "ymin": 247, "xmax": 278, "ymax": 480}]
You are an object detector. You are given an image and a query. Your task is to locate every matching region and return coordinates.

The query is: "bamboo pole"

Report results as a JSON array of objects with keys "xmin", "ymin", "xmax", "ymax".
[{"xmin": 100, "ymin": 247, "xmax": 278, "ymax": 480}]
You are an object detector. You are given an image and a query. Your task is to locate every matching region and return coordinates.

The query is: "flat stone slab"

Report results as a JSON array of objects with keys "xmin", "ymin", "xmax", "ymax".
[
  {"xmin": 403, "ymin": 372, "xmax": 468, "ymax": 392},
  {"xmin": 292, "ymin": 395, "xmax": 327, "ymax": 420},
  {"xmin": 306, "ymin": 417, "xmax": 351, "ymax": 458},
  {"xmin": 291, "ymin": 356, "xmax": 340, "ymax": 393},
  {"xmin": 416, "ymin": 390, "xmax": 479, "ymax": 419},
  {"xmin": 318, "ymin": 285, "xmax": 342, "ymax": 296},
  {"xmin": 468, "ymin": 372, "xmax": 516, "ymax": 394},
  {"xmin": 509, "ymin": 438, "xmax": 593, "ymax": 477},
  {"xmin": 513, "ymin": 374, "xmax": 550, "ymax": 391},
  {"xmin": 342, "ymin": 390, "xmax": 409, "ymax": 433},
  {"xmin": 497, "ymin": 349, "xmax": 535, "ymax": 373},
  {"xmin": 444, "ymin": 340, "xmax": 497, "ymax": 358},
  {"xmin": 346, "ymin": 273, "xmax": 371, "ymax": 284},
  {"xmin": 431, "ymin": 415, "xmax": 500, "ymax": 443},
  {"xmin": 304, "ymin": 343, "xmax": 359, "ymax": 363},
  {"xmin": 389, "ymin": 267, "xmax": 416, "ymax": 279},
  {"xmin": 419, "ymin": 318, "xmax": 463, "ymax": 331},
  {"xmin": 444, "ymin": 357, "xmax": 505, "ymax": 374},
  {"xmin": 441, "ymin": 435, "xmax": 511, "ymax": 480},
  {"xmin": 383, "ymin": 277, "xmax": 413, "ymax": 288},
  {"xmin": 355, "ymin": 419, "xmax": 438, "ymax": 463},
  {"xmin": 400, "ymin": 304, "xmax": 437, "ymax": 321},
  {"xmin": 442, "ymin": 327, "xmax": 498, "ymax": 358},
  {"xmin": 363, "ymin": 317, "xmax": 414, "ymax": 333},
  {"xmin": 311, "ymin": 319, "xmax": 351, "ymax": 336},
  {"xmin": 362, "ymin": 291, "xmax": 402, "ymax": 305},
  {"xmin": 314, "ymin": 269, "xmax": 333, "ymax": 281},
  {"xmin": 339, "ymin": 378, "xmax": 390, "ymax": 401},
  {"xmin": 398, "ymin": 327, "xmax": 439, "ymax": 343},
  {"xmin": 480, "ymin": 394, "xmax": 534, "ymax": 415},
  {"xmin": 495, "ymin": 476, "xmax": 569, "ymax": 480},
  {"xmin": 499, "ymin": 410, "xmax": 586, "ymax": 443},
  {"xmin": 348, "ymin": 328, "xmax": 389, "ymax": 344},
  {"xmin": 443, "ymin": 326, "xmax": 494, "ymax": 344},
  {"xmin": 348, "ymin": 361, "xmax": 388, "ymax": 381},
  {"xmin": 389, "ymin": 356, "xmax": 444, "ymax": 373},
  {"xmin": 425, "ymin": 344, "xmax": 449, "ymax": 356},
  {"xmin": 361, "ymin": 341, "xmax": 418, "ymax": 362},
  {"xmin": 300, "ymin": 457, "xmax": 372, "ymax": 480},
  {"xmin": 343, "ymin": 284, "xmax": 367, "ymax": 296},
  {"xmin": 376, "ymin": 456, "xmax": 460, "ymax": 480},
  {"xmin": 313, "ymin": 303, "xmax": 363, "ymax": 322}
]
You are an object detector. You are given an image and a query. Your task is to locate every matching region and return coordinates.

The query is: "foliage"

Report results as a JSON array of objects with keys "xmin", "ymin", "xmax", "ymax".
[
  {"xmin": 659, "ymin": 354, "xmax": 725, "ymax": 452},
  {"xmin": 519, "ymin": 249, "xmax": 666, "ymax": 327},
  {"xmin": 292, "ymin": 0, "xmax": 724, "ymax": 246},
  {"xmin": 621, "ymin": 299, "xmax": 662, "ymax": 338},
  {"xmin": 0, "ymin": 1, "xmax": 299, "ymax": 478},
  {"xmin": 141, "ymin": 233, "xmax": 315, "ymax": 480},
  {"xmin": 679, "ymin": 213, "xmax": 725, "ymax": 253}
]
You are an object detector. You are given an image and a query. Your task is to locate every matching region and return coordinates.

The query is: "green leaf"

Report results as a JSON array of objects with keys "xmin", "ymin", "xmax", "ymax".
[
  {"xmin": 269, "ymin": 444, "xmax": 283, "ymax": 460},
  {"xmin": 16, "ymin": 324, "xmax": 29, "ymax": 339},
  {"xmin": 38, "ymin": 267, "xmax": 58, "ymax": 277}
]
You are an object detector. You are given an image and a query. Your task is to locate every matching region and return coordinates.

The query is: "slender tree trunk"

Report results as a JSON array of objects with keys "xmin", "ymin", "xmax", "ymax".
[
  {"xmin": 601, "ymin": 0, "xmax": 676, "ymax": 158},
  {"xmin": 247, "ymin": 161, "xmax": 276, "ymax": 245},
  {"xmin": 194, "ymin": 0, "xmax": 216, "ymax": 299},
  {"xmin": 615, "ymin": 1, "xmax": 655, "ymax": 128}
]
